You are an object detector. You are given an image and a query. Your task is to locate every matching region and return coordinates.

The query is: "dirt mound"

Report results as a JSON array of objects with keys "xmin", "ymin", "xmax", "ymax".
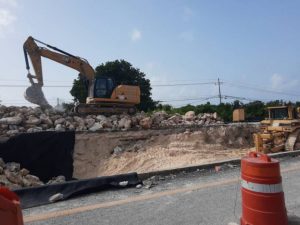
[{"xmin": 73, "ymin": 124, "xmax": 259, "ymax": 178}]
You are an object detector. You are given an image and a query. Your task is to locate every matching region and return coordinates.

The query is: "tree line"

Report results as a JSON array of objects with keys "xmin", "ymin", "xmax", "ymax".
[
  {"xmin": 156, "ymin": 100, "xmax": 300, "ymax": 122},
  {"xmin": 69, "ymin": 59, "xmax": 299, "ymax": 121}
]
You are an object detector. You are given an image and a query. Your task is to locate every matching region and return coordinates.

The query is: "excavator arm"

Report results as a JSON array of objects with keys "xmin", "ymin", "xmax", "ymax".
[{"xmin": 23, "ymin": 36, "xmax": 95, "ymax": 107}]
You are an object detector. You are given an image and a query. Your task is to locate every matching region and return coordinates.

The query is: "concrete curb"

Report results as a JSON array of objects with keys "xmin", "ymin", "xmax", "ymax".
[{"xmin": 138, "ymin": 150, "xmax": 300, "ymax": 180}]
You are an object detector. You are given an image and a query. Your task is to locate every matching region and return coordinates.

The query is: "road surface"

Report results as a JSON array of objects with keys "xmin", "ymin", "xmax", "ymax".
[{"xmin": 24, "ymin": 156, "xmax": 300, "ymax": 225}]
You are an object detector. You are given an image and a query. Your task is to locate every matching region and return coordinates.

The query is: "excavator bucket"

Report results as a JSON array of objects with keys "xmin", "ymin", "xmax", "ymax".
[{"xmin": 24, "ymin": 84, "xmax": 51, "ymax": 108}]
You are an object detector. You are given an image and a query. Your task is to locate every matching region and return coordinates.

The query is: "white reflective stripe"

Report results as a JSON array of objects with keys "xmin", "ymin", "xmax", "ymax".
[{"xmin": 241, "ymin": 179, "xmax": 283, "ymax": 193}]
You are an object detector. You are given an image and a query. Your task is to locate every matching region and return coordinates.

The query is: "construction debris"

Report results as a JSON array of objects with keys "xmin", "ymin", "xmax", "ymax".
[
  {"xmin": 0, "ymin": 106, "xmax": 223, "ymax": 138},
  {"xmin": 49, "ymin": 193, "xmax": 64, "ymax": 203},
  {"xmin": 0, "ymin": 158, "xmax": 65, "ymax": 190}
]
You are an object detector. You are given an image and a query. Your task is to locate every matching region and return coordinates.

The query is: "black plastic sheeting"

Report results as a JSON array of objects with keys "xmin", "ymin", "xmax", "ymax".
[
  {"xmin": 0, "ymin": 131, "xmax": 75, "ymax": 182},
  {"xmin": 15, "ymin": 172, "xmax": 140, "ymax": 209},
  {"xmin": 0, "ymin": 131, "xmax": 140, "ymax": 208}
]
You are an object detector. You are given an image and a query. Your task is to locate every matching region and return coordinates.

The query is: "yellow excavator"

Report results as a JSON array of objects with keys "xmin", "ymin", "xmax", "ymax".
[
  {"xmin": 254, "ymin": 105, "xmax": 300, "ymax": 153},
  {"xmin": 23, "ymin": 36, "xmax": 140, "ymax": 114}
]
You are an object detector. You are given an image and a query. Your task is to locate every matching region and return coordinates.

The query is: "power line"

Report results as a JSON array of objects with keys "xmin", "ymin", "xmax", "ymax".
[
  {"xmin": 1, "ymin": 78, "xmax": 299, "ymax": 106},
  {"xmin": 158, "ymin": 95, "xmax": 219, "ymax": 102},
  {"xmin": 0, "ymin": 84, "xmax": 72, "ymax": 88},
  {"xmin": 0, "ymin": 78, "xmax": 218, "ymax": 83},
  {"xmin": 224, "ymin": 81, "xmax": 300, "ymax": 97},
  {"xmin": 152, "ymin": 82, "xmax": 216, "ymax": 87},
  {"xmin": 0, "ymin": 81, "xmax": 218, "ymax": 88},
  {"xmin": 1, "ymin": 78, "xmax": 299, "ymax": 97}
]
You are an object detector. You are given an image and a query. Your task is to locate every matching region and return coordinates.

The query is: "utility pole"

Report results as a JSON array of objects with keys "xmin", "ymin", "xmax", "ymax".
[{"xmin": 217, "ymin": 78, "xmax": 222, "ymax": 104}]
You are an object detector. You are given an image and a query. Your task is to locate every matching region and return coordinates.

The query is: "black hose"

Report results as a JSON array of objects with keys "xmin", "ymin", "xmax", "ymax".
[
  {"xmin": 33, "ymin": 37, "xmax": 79, "ymax": 59},
  {"xmin": 23, "ymin": 48, "xmax": 30, "ymax": 70}
]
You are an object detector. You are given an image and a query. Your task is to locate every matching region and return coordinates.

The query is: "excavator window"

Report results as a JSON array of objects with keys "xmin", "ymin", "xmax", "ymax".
[
  {"xmin": 107, "ymin": 78, "xmax": 114, "ymax": 93},
  {"xmin": 269, "ymin": 108, "xmax": 288, "ymax": 119},
  {"xmin": 94, "ymin": 77, "xmax": 114, "ymax": 98}
]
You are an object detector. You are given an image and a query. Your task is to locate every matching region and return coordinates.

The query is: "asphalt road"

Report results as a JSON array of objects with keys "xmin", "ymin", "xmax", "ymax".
[{"xmin": 24, "ymin": 156, "xmax": 300, "ymax": 225}]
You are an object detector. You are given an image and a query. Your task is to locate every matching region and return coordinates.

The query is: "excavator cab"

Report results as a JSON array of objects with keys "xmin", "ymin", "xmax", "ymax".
[
  {"xmin": 267, "ymin": 106, "xmax": 290, "ymax": 120},
  {"xmin": 94, "ymin": 77, "xmax": 114, "ymax": 98}
]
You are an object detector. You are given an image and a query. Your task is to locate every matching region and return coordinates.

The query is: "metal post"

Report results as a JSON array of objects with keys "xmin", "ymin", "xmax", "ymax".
[{"xmin": 218, "ymin": 78, "xmax": 222, "ymax": 104}]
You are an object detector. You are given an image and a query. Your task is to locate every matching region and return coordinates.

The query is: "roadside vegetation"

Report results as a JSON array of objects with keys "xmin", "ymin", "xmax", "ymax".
[
  {"xmin": 69, "ymin": 59, "xmax": 300, "ymax": 122},
  {"xmin": 156, "ymin": 100, "xmax": 300, "ymax": 122}
]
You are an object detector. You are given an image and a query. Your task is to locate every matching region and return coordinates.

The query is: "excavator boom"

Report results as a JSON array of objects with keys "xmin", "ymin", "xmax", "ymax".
[
  {"xmin": 23, "ymin": 36, "xmax": 95, "ymax": 107},
  {"xmin": 23, "ymin": 36, "xmax": 141, "ymax": 114}
]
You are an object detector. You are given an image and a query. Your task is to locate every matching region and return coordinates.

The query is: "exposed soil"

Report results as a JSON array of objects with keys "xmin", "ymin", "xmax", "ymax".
[{"xmin": 73, "ymin": 124, "xmax": 258, "ymax": 179}]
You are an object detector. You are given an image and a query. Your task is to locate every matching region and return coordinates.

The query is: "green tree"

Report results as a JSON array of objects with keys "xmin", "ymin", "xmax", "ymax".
[
  {"xmin": 244, "ymin": 101, "xmax": 266, "ymax": 120},
  {"xmin": 156, "ymin": 103, "xmax": 173, "ymax": 113},
  {"xmin": 216, "ymin": 103, "xmax": 233, "ymax": 121},
  {"xmin": 70, "ymin": 60, "xmax": 156, "ymax": 111},
  {"xmin": 70, "ymin": 77, "xmax": 88, "ymax": 103}
]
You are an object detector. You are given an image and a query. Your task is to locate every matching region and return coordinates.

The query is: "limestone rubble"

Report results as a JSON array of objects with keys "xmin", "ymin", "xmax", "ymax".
[
  {"xmin": 0, "ymin": 105, "xmax": 224, "ymax": 137},
  {"xmin": 0, "ymin": 158, "xmax": 65, "ymax": 190}
]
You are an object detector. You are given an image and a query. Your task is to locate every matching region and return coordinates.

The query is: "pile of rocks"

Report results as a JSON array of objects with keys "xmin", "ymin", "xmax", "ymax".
[
  {"xmin": 0, "ymin": 105, "xmax": 223, "ymax": 137},
  {"xmin": 0, "ymin": 158, "xmax": 65, "ymax": 189}
]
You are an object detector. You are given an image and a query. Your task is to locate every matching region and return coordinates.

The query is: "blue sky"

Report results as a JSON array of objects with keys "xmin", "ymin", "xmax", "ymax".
[{"xmin": 0, "ymin": 0, "xmax": 299, "ymax": 107}]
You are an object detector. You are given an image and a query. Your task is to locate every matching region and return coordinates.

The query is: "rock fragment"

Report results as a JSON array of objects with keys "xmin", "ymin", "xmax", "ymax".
[
  {"xmin": 49, "ymin": 193, "xmax": 64, "ymax": 202},
  {"xmin": 119, "ymin": 181, "xmax": 129, "ymax": 187},
  {"xmin": 0, "ymin": 105, "xmax": 223, "ymax": 138},
  {"xmin": 0, "ymin": 116, "xmax": 22, "ymax": 125}
]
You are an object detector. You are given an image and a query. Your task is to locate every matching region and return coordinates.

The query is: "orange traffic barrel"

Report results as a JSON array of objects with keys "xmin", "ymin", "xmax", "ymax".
[
  {"xmin": 0, "ymin": 187, "xmax": 24, "ymax": 225},
  {"xmin": 240, "ymin": 152, "xmax": 288, "ymax": 225}
]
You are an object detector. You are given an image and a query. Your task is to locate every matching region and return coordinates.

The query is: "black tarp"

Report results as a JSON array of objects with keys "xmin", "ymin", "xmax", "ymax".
[
  {"xmin": 0, "ymin": 131, "xmax": 75, "ymax": 182},
  {"xmin": 15, "ymin": 172, "xmax": 140, "ymax": 209},
  {"xmin": 0, "ymin": 131, "xmax": 140, "ymax": 208}
]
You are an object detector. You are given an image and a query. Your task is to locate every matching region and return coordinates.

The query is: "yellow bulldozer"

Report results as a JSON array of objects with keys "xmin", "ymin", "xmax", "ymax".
[
  {"xmin": 23, "ymin": 36, "xmax": 140, "ymax": 114},
  {"xmin": 254, "ymin": 105, "xmax": 300, "ymax": 153}
]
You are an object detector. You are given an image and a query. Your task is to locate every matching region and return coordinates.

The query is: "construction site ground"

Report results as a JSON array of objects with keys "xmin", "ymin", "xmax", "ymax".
[
  {"xmin": 73, "ymin": 124, "xmax": 258, "ymax": 178},
  {"xmin": 23, "ymin": 155, "xmax": 300, "ymax": 225}
]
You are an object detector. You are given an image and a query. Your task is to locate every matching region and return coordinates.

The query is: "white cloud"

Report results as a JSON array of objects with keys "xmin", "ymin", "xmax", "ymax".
[
  {"xmin": 270, "ymin": 73, "xmax": 299, "ymax": 91},
  {"xmin": 131, "ymin": 29, "xmax": 141, "ymax": 42},
  {"xmin": 0, "ymin": 9, "xmax": 16, "ymax": 34},
  {"xmin": 179, "ymin": 31, "xmax": 195, "ymax": 42}
]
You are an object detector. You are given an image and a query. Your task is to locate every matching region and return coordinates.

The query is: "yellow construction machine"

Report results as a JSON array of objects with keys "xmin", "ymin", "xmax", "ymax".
[
  {"xmin": 254, "ymin": 105, "xmax": 300, "ymax": 153},
  {"xmin": 232, "ymin": 108, "xmax": 245, "ymax": 122},
  {"xmin": 23, "ymin": 36, "xmax": 140, "ymax": 114}
]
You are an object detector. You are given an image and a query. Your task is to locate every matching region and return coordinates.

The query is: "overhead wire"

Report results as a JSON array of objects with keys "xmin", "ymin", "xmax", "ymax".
[
  {"xmin": 159, "ymin": 95, "xmax": 219, "ymax": 102},
  {"xmin": 223, "ymin": 81, "xmax": 300, "ymax": 97},
  {"xmin": 1, "ymin": 78, "xmax": 299, "ymax": 105}
]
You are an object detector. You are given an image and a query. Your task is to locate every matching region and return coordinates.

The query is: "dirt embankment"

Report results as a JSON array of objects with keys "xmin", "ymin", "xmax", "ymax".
[{"xmin": 73, "ymin": 124, "xmax": 259, "ymax": 179}]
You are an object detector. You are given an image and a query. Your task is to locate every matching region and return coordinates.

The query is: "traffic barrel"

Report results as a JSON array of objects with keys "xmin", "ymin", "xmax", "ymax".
[
  {"xmin": 240, "ymin": 152, "xmax": 288, "ymax": 225},
  {"xmin": 0, "ymin": 187, "xmax": 24, "ymax": 225}
]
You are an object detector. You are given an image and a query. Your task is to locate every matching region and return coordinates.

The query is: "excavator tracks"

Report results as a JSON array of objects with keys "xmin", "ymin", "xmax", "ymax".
[
  {"xmin": 74, "ymin": 103, "xmax": 136, "ymax": 115},
  {"xmin": 285, "ymin": 129, "xmax": 300, "ymax": 151}
]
